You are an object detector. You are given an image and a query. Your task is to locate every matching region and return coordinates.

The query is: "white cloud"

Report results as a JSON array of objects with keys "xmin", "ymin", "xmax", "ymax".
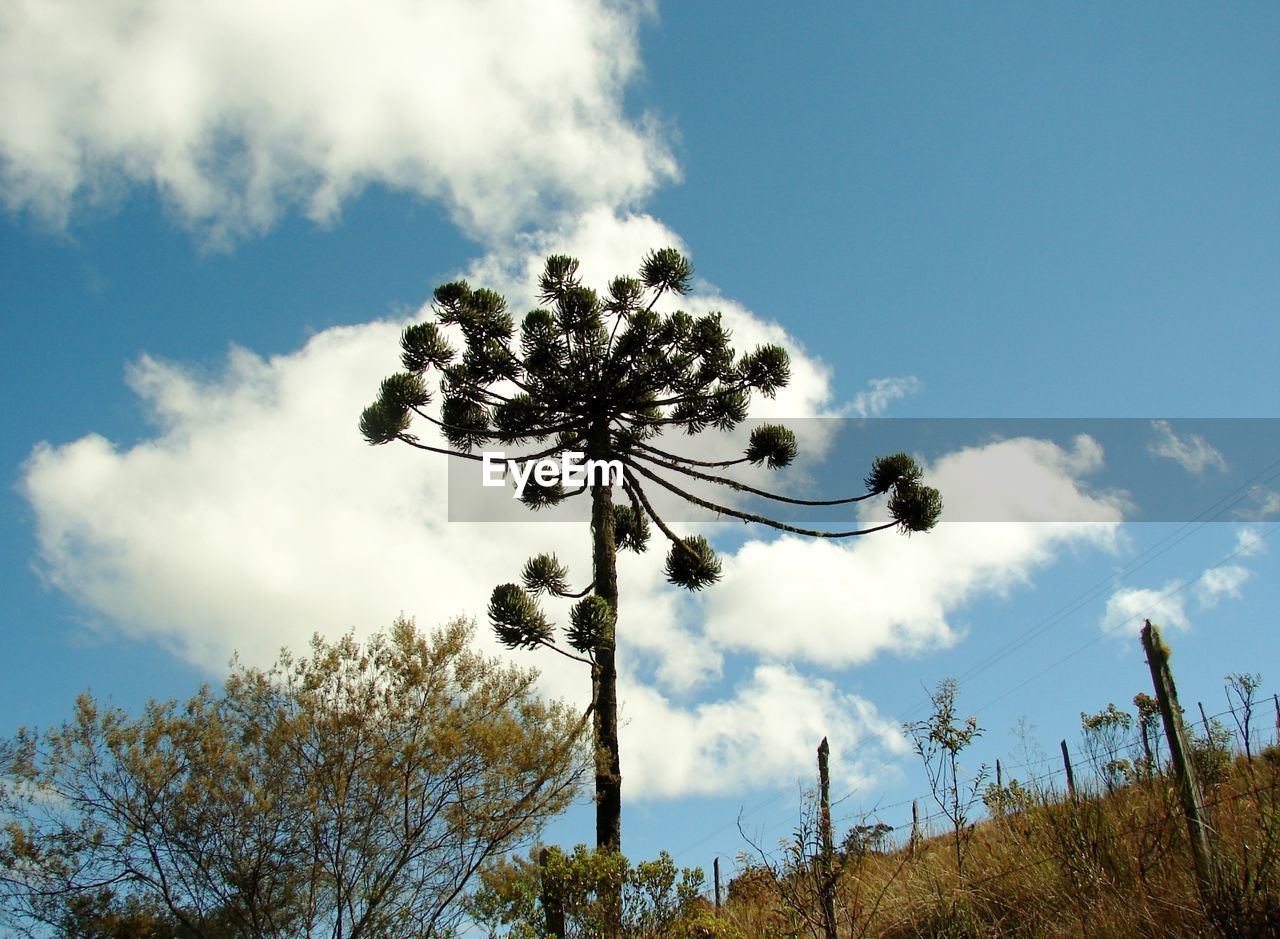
[
  {"xmin": 1246, "ymin": 489, "xmax": 1280, "ymax": 518},
  {"xmin": 1147, "ymin": 420, "xmax": 1227, "ymax": 475},
  {"xmin": 0, "ymin": 0, "xmax": 674, "ymax": 244},
  {"xmin": 21, "ymin": 325, "xmax": 533, "ymax": 668},
  {"xmin": 699, "ymin": 437, "xmax": 1125, "ymax": 666},
  {"xmin": 1196, "ymin": 564, "xmax": 1250, "ymax": 607},
  {"xmin": 621, "ymin": 665, "xmax": 907, "ymax": 798},
  {"xmin": 847, "ymin": 376, "xmax": 923, "ymax": 418},
  {"xmin": 1234, "ymin": 527, "xmax": 1267, "ymax": 558},
  {"xmin": 1101, "ymin": 586, "xmax": 1192, "ymax": 636},
  {"xmin": 1101, "ymin": 543, "xmax": 1254, "ymax": 637}
]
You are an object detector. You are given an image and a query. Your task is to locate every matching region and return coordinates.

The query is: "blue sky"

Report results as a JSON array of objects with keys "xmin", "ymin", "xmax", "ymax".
[{"xmin": 3, "ymin": 0, "xmax": 1279, "ymax": 880}]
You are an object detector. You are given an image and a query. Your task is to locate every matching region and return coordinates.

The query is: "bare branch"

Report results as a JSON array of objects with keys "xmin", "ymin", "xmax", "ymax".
[
  {"xmin": 631, "ymin": 448, "xmax": 878, "ymax": 506},
  {"xmin": 624, "ymin": 457, "xmax": 896, "ymax": 539}
]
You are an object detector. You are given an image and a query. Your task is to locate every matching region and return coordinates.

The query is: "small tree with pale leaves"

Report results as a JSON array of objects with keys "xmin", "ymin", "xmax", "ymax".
[{"xmin": 905, "ymin": 678, "xmax": 987, "ymax": 879}]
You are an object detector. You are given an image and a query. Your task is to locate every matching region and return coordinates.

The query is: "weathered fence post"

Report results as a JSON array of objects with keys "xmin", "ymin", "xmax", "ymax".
[
  {"xmin": 1273, "ymin": 693, "xmax": 1279, "ymax": 746},
  {"xmin": 539, "ymin": 847, "xmax": 565, "ymax": 939},
  {"xmin": 816, "ymin": 738, "xmax": 838, "ymax": 939},
  {"xmin": 1060, "ymin": 739, "xmax": 1076, "ymax": 802},
  {"xmin": 995, "ymin": 759, "xmax": 1003, "ymax": 814},
  {"xmin": 817, "ymin": 738, "xmax": 838, "ymax": 939},
  {"xmin": 909, "ymin": 800, "xmax": 920, "ymax": 854},
  {"xmin": 713, "ymin": 857, "xmax": 721, "ymax": 916},
  {"xmin": 1141, "ymin": 619, "xmax": 1218, "ymax": 908}
]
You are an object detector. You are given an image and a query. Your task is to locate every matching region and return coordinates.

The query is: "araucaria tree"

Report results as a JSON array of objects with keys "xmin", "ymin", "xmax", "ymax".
[{"xmin": 360, "ymin": 249, "xmax": 941, "ymax": 852}]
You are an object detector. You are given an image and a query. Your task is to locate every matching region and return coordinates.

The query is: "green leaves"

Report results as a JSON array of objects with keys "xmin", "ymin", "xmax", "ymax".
[
  {"xmin": 613, "ymin": 504, "xmax": 651, "ymax": 553},
  {"xmin": 888, "ymin": 478, "xmax": 943, "ymax": 534},
  {"xmin": 440, "ymin": 396, "xmax": 491, "ymax": 450},
  {"xmin": 368, "ymin": 248, "xmax": 806, "ymax": 464},
  {"xmin": 862, "ymin": 452, "xmax": 942, "ymax": 533},
  {"xmin": 605, "ymin": 275, "xmax": 644, "ymax": 314},
  {"xmin": 433, "ymin": 279, "xmax": 472, "ymax": 312},
  {"xmin": 379, "ymin": 372, "xmax": 430, "ymax": 410},
  {"xmin": 739, "ymin": 344, "xmax": 791, "ymax": 396},
  {"xmin": 538, "ymin": 254, "xmax": 581, "ymax": 303},
  {"xmin": 359, "ymin": 400, "xmax": 411, "ymax": 445},
  {"xmin": 865, "ymin": 452, "xmax": 921, "ymax": 494},
  {"xmin": 522, "ymin": 553, "xmax": 571, "ymax": 597},
  {"xmin": 556, "ymin": 284, "xmax": 604, "ymax": 334},
  {"xmin": 567, "ymin": 596, "xmax": 615, "ymax": 653},
  {"xmin": 517, "ymin": 476, "xmax": 567, "ymax": 509},
  {"xmin": 400, "ymin": 322, "xmax": 455, "ymax": 373},
  {"xmin": 520, "ymin": 308, "xmax": 564, "ymax": 373},
  {"xmin": 488, "ymin": 584, "xmax": 552, "ymax": 650},
  {"xmin": 745, "ymin": 423, "xmax": 798, "ymax": 469},
  {"xmin": 359, "ymin": 373, "xmax": 428, "ymax": 444},
  {"xmin": 435, "ymin": 282, "xmax": 513, "ymax": 344},
  {"xmin": 495, "ymin": 559, "xmax": 614, "ymax": 656},
  {"xmin": 493, "ymin": 394, "xmax": 546, "ymax": 443},
  {"xmin": 639, "ymin": 247, "xmax": 694, "ymax": 295},
  {"xmin": 663, "ymin": 535, "xmax": 722, "ymax": 590}
]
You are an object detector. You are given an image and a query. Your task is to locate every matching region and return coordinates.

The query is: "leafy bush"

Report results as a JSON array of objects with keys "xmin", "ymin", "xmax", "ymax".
[{"xmin": 468, "ymin": 846, "xmax": 732, "ymax": 938}]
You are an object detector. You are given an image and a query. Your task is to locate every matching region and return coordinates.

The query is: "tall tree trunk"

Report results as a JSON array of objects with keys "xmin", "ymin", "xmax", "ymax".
[{"xmin": 590, "ymin": 454, "xmax": 622, "ymax": 854}]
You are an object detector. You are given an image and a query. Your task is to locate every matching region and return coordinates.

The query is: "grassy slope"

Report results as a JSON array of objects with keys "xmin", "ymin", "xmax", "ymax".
[{"xmin": 722, "ymin": 751, "xmax": 1280, "ymax": 938}]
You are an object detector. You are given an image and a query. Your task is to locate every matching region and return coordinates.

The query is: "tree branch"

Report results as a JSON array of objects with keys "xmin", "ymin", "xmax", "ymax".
[
  {"xmin": 631, "ymin": 449, "xmax": 877, "ymax": 506},
  {"xmin": 533, "ymin": 638, "xmax": 595, "ymax": 666},
  {"xmin": 630, "ymin": 438, "xmax": 748, "ymax": 468},
  {"xmin": 624, "ymin": 458, "xmax": 896, "ymax": 539},
  {"xmin": 621, "ymin": 472, "xmax": 703, "ymax": 567}
]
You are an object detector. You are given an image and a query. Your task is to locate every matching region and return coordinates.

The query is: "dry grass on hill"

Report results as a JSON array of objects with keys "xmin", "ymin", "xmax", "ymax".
[{"xmin": 721, "ymin": 750, "xmax": 1280, "ymax": 938}]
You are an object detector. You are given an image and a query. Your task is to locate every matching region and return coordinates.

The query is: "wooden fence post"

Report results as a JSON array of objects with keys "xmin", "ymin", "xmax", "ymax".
[
  {"xmin": 816, "ymin": 738, "xmax": 838, "ymax": 939},
  {"xmin": 1273, "ymin": 693, "xmax": 1279, "ymax": 746},
  {"xmin": 713, "ymin": 857, "xmax": 721, "ymax": 916},
  {"xmin": 1060, "ymin": 739, "xmax": 1076, "ymax": 802},
  {"xmin": 909, "ymin": 800, "xmax": 920, "ymax": 854},
  {"xmin": 1141, "ymin": 619, "xmax": 1218, "ymax": 907}
]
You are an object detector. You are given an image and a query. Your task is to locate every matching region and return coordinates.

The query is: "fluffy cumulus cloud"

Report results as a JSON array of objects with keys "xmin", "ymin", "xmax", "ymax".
[
  {"xmin": 1100, "ymin": 528, "xmax": 1258, "ymax": 637},
  {"xmin": 1101, "ymin": 586, "xmax": 1194, "ymax": 636},
  {"xmin": 699, "ymin": 436, "xmax": 1125, "ymax": 666},
  {"xmin": 1196, "ymin": 564, "xmax": 1250, "ymax": 607},
  {"xmin": 0, "ymin": 0, "xmax": 674, "ymax": 243},
  {"xmin": 621, "ymin": 667, "xmax": 908, "ymax": 798}
]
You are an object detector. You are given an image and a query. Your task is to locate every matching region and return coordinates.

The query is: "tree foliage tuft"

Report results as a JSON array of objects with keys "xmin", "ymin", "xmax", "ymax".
[
  {"xmin": 664, "ymin": 535, "xmax": 723, "ymax": 591},
  {"xmin": 489, "ymin": 583, "xmax": 553, "ymax": 649}
]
